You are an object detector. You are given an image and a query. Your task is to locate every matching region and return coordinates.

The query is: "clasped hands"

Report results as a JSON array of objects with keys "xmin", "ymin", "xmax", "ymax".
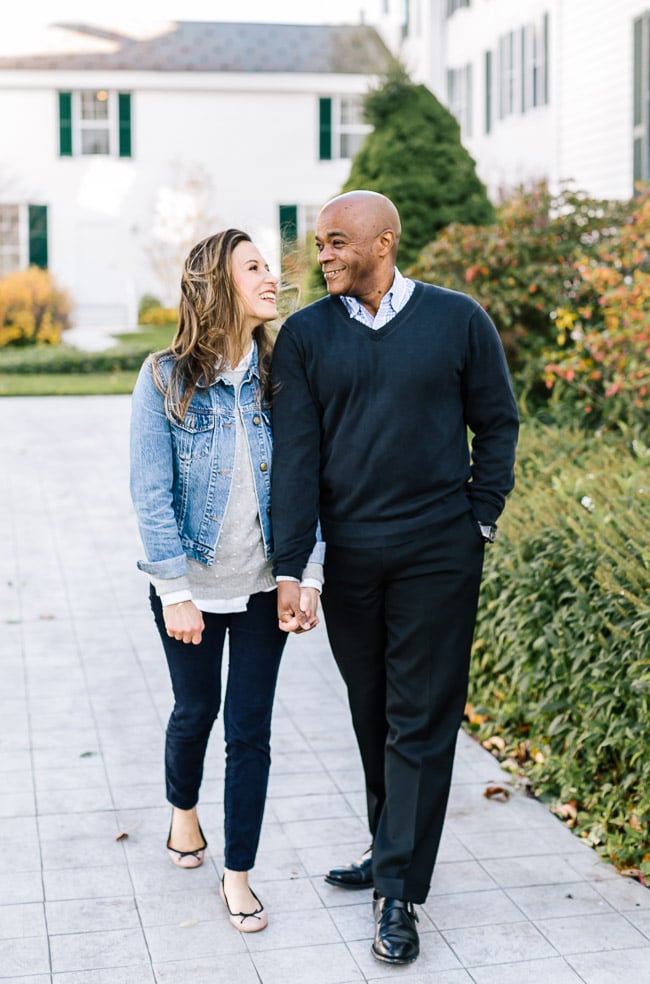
[
  {"xmin": 277, "ymin": 581, "xmax": 320, "ymax": 634},
  {"xmin": 162, "ymin": 582, "xmax": 319, "ymax": 645}
]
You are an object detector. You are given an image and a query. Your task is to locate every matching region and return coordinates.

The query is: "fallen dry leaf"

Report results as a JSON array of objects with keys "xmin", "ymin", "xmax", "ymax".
[
  {"xmin": 500, "ymin": 758, "xmax": 521, "ymax": 773},
  {"xmin": 464, "ymin": 702, "xmax": 490, "ymax": 726},
  {"xmin": 552, "ymin": 800, "xmax": 578, "ymax": 827},
  {"xmin": 179, "ymin": 920, "xmax": 199, "ymax": 928},
  {"xmin": 115, "ymin": 832, "xmax": 129, "ymax": 841},
  {"xmin": 619, "ymin": 867, "xmax": 643, "ymax": 879},
  {"xmin": 516, "ymin": 740, "xmax": 531, "ymax": 764},
  {"xmin": 484, "ymin": 784, "xmax": 511, "ymax": 802},
  {"xmin": 481, "ymin": 735, "xmax": 506, "ymax": 752}
]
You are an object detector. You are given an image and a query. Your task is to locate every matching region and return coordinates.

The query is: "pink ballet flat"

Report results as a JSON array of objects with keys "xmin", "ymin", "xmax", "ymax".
[
  {"xmin": 166, "ymin": 822, "xmax": 207, "ymax": 869},
  {"xmin": 220, "ymin": 876, "xmax": 268, "ymax": 932}
]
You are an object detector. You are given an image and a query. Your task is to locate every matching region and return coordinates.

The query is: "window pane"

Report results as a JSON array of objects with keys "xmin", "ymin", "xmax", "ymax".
[
  {"xmin": 81, "ymin": 129, "xmax": 111, "ymax": 155},
  {"xmin": 0, "ymin": 252, "xmax": 20, "ymax": 276},
  {"xmin": 340, "ymin": 131, "xmax": 366, "ymax": 159},
  {"xmin": 339, "ymin": 97, "xmax": 364, "ymax": 126},
  {"xmin": 0, "ymin": 204, "xmax": 20, "ymax": 239},
  {"xmin": 0, "ymin": 204, "xmax": 21, "ymax": 276},
  {"xmin": 80, "ymin": 90, "xmax": 109, "ymax": 120}
]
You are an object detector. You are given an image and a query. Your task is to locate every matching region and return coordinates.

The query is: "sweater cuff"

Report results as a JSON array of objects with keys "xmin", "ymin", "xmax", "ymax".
[
  {"xmin": 301, "ymin": 561, "xmax": 324, "ymax": 590},
  {"xmin": 150, "ymin": 573, "xmax": 192, "ymax": 605},
  {"xmin": 300, "ymin": 578, "xmax": 322, "ymax": 593},
  {"xmin": 160, "ymin": 589, "xmax": 193, "ymax": 607}
]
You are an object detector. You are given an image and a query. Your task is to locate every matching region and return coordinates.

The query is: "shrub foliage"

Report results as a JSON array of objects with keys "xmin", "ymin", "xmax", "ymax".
[
  {"xmin": 409, "ymin": 181, "xmax": 628, "ymax": 369},
  {"xmin": 138, "ymin": 293, "xmax": 178, "ymax": 327},
  {"xmin": 469, "ymin": 423, "xmax": 650, "ymax": 877},
  {"xmin": 0, "ymin": 267, "xmax": 71, "ymax": 347},
  {"xmin": 543, "ymin": 186, "xmax": 650, "ymax": 430}
]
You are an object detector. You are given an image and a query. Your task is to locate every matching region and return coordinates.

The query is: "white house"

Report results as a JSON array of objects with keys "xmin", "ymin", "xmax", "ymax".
[
  {"xmin": 0, "ymin": 20, "xmax": 391, "ymax": 327},
  {"xmin": 377, "ymin": 0, "xmax": 647, "ymax": 203}
]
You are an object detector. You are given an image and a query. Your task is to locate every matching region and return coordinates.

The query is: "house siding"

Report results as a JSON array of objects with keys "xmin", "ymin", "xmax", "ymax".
[{"xmin": 386, "ymin": 0, "xmax": 647, "ymax": 201}]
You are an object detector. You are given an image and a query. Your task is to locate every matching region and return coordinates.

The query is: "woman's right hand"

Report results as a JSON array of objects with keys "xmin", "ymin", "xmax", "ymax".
[{"xmin": 163, "ymin": 600, "xmax": 205, "ymax": 645}]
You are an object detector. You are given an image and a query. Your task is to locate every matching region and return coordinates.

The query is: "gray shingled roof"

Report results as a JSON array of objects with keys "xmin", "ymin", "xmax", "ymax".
[{"xmin": 0, "ymin": 21, "xmax": 392, "ymax": 74}]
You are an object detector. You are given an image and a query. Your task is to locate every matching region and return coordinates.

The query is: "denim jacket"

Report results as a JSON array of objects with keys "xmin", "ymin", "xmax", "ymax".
[{"xmin": 130, "ymin": 343, "xmax": 325, "ymax": 581}]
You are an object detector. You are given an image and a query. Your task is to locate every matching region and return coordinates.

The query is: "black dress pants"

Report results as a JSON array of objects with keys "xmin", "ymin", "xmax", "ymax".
[{"xmin": 321, "ymin": 512, "xmax": 485, "ymax": 903}]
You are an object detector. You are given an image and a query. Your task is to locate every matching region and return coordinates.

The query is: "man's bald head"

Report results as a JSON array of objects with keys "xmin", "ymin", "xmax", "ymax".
[{"xmin": 319, "ymin": 191, "xmax": 401, "ymax": 254}]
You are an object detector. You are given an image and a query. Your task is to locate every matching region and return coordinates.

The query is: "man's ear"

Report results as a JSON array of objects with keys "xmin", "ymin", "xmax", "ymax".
[{"xmin": 376, "ymin": 229, "xmax": 396, "ymax": 257}]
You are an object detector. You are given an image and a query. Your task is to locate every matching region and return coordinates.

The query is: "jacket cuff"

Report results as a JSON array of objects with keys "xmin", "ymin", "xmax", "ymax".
[{"xmin": 137, "ymin": 553, "xmax": 187, "ymax": 579}]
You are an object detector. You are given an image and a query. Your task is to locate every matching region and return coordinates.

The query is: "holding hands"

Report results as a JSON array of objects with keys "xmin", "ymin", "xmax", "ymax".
[{"xmin": 278, "ymin": 581, "xmax": 320, "ymax": 634}]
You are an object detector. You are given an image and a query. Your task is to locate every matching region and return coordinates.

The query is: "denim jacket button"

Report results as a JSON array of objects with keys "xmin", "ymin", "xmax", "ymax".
[
  {"xmin": 260, "ymin": 462, "xmax": 268, "ymax": 472},
  {"xmin": 252, "ymin": 415, "xmax": 261, "ymax": 425}
]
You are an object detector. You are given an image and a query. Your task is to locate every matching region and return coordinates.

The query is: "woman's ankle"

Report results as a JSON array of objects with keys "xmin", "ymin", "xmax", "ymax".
[{"xmin": 169, "ymin": 806, "xmax": 204, "ymax": 850}]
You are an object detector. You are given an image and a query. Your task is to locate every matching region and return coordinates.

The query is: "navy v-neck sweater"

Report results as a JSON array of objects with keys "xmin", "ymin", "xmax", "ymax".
[{"xmin": 270, "ymin": 281, "xmax": 519, "ymax": 579}]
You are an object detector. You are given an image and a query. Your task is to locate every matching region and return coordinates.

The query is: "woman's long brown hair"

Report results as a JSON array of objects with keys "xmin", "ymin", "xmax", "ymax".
[{"xmin": 151, "ymin": 229, "xmax": 275, "ymax": 421}]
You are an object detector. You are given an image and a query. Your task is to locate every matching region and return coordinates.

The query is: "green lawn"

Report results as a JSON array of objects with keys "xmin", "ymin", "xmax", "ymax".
[
  {"xmin": 0, "ymin": 324, "xmax": 174, "ymax": 396},
  {"xmin": 0, "ymin": 370, "xmax": 139, "ymax": 396}
]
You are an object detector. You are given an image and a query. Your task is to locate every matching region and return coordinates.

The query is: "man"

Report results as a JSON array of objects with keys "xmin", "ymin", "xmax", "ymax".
[{"xmin": 271, "ymin": 190, "xmax": 518, "ymax": 965}]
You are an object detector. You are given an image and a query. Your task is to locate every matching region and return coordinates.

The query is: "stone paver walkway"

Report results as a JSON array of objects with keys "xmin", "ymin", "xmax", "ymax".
[{"xmin": 1, "ymin": 395, "xmax": 649, "ymax": 984}]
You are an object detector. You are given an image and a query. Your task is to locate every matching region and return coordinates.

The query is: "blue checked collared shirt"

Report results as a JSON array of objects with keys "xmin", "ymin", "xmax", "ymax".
[{"xmin": 340, "ymin": 267, "xmax": 415, "ymax": 329}]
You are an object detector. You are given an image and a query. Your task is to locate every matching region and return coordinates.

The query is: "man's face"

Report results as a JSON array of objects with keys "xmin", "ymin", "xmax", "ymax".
[{"xmin": 314, "ymin": 204, "xmax": 383, "ymax": 299}]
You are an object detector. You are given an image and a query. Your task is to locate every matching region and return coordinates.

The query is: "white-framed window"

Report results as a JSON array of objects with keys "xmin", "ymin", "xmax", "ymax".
[
  {"xmin": 77, "ymin": 89, "xmax": 113, "ymax": 155},
  {"xmin": 447, "ymin": 63, "xmax": 473, "ymax": 139},
  {"xmin": 634, "ymin": 12, "xmax": 650, "ymax": 185},
  {"xmin": 491, "ymin": 12, "xmax": 548, "ymax": 127},
  {"xmin": 498, "ymin": 30, "xmax": 519, "ymax": 119},
  {"xmin": 59, "ymin": 90, "xmax": 132, "ymax": 158},
  {"xmin": 0, "ymin": 205, "xmax": 24, "ymax": 277},
  {"xmin": 0, "ymin": 203, "xmax": 48, "ymax": 276},
  {"xmin": 319, "ymin": 96, "xmax": 371, "ymax": 161},
  {"xmin": 447, "ymin": 0, "xmax": 470, "ymax": 16},
  {"xmin": 523, "ymin": 14, "xmax": 549, "ymax": 110},
  {"xmin": 402, "ymin": 0, "xmax": 411, "ymax": 39}
]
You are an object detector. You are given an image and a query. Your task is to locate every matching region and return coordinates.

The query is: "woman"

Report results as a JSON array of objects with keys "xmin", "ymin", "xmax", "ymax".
[{"xmin": 130, "ymin": 229, "xmax": 323, "ymax": 933}]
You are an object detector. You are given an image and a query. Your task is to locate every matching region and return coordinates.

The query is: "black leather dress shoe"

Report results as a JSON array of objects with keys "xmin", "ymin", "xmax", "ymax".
[
  {"xmin": 371, "ymin": 893, "xmax": 419, "ymax": 965},
  {"xmin": 324, "ymin": 847, "xmax": 373, "ymax": 889}
]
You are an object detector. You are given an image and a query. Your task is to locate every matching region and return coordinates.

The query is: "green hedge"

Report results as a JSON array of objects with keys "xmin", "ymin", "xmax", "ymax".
[
  {"xmin": 0, "ymin": 325, "xmax": 175, "ymax": 375},
  {"xmin": 469, "ymin": 423, "xmax": 650, "ymax": 877}
]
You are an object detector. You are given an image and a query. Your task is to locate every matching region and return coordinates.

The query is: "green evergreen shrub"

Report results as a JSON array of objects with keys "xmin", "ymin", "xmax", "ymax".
[{"xmin": 343, "ymin": 64, "xmax": 495, "ymax": 268}]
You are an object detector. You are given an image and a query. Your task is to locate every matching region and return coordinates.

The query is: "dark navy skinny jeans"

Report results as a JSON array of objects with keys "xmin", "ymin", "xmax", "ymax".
[{"xmin": 150, "ymin": 587, "xmax": 286, "ymax": 872}]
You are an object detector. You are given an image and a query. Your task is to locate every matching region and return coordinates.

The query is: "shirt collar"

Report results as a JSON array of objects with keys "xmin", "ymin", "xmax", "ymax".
[{"xmin": 340, "ymin": 267, "xmax": 408, "ymax": 319}]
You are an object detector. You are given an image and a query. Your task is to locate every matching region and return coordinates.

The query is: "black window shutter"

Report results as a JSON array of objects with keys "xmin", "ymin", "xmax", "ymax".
[
  {"xmin": 118, "ymin": 93, "xmax": 132, "ymax": 157},
  {"xmin": 319, "ymin": 97, "xmax": 332, "ymax": 160},
  {"xmin": 279, "ymin": 205, "xmax": 298, "ymax": 254},
  {"xmin": 59, "ymin": 92, "xmax": 73, "ymax": 156},
  {"xmin": 28, "ymin": 205, "xmax": 48, "ymax": 269}
]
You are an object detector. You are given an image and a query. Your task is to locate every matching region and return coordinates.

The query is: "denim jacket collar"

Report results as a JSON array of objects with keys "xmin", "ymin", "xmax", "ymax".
[{"xmin": 196, "ymin": 340, "xmax": 260, "ymax": 388}]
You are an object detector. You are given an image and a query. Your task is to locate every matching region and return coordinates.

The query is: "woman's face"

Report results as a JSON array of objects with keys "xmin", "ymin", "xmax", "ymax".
[{"xmin": 231, "ymin": 241, "xmax": 279, "ymax": 331}]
